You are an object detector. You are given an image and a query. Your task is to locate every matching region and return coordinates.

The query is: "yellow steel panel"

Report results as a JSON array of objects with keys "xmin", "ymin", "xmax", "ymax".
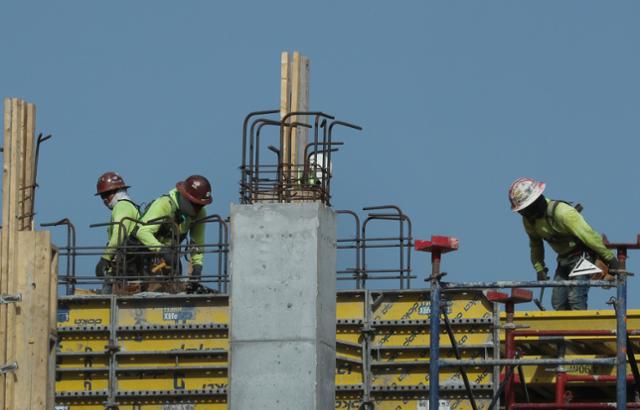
[
  {"xmin": 58, "ymin": 335, "xmax": 110, "ymax": 353},
  {"xmin": 55, "ymin": 373, "xmax": 109, "ymax": 392},
  {"xmin": 371, "ymin": 290, "xmax": 492, "ymax": 321},
  {"xmin": 118, "ymin": 331, "xmax": 228, "ymax": 352},
  {"xmin": 371, "ymin": 366, "xmax": 492, "ymax": 387},
  {"xmin": 337, "ymin": 328, "xmax": 362, "ymax": 346},
  {"xmin": 117, "ymin": 356, "xmax": 227, "ymax": 368},
  {"xmin": 373, "ymin": 399, "xmax": 492, "ymax": 410},
  {"xmin": 118, "ymin": 299, "xmax": 228, "ymax": 326},
  {"xmin": 117, "ymin": 370, "xmax": 227, "ymax": 391},
  {"xmin": 55, "ymin": 402, "xmax": 227, "ymax": 410},
  {"xmin": 58, "ymin": 299, "xmax": 111, "ymax": 327},
  {"xmin": 337, "ymin": 293, "xmax": 365, "ymax": 320},
  {"xmin": 57, "ymin": 356, "xmax": 109, "ymax": 369},
  {"xmin": 372, "ymin": 327, "xmax": 493, "ymax": 348},
  {"xmin": 336, "ymin": 362, "xmax": 364, "ymax": 385}
]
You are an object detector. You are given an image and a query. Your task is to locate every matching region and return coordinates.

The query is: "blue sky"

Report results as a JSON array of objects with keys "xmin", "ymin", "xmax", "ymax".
[{"xmin": 1, "ymin": 1, "xmax": 639, "ymax": 308}]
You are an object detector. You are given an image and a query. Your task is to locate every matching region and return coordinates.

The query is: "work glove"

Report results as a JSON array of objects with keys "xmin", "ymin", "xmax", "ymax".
[
  {"xmin": 191, "ymin": 264, "xmax": 203, "ymax": 279},
  {"xmin": 607, "ymin": 257, "xmax": 622, "ymax": 274},
  {"xmin": 95, "ymin": 258, "xmax": 110, "ymax": 277},
  {"xmin": 536, "ymin": 267, "xmax": 549, "ymax": 281}
]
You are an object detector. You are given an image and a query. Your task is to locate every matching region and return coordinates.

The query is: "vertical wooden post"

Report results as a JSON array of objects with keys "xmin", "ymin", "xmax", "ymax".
[
  {"xmin": 23, "ymin": 104, "xmax": 36, "ymax": 231},
  {"xmin": 0, "ymin": 98, "xmax": 54, "ymax": 410},
  {"xmin": 280, "ymin": 51, "xmax": 291, "ymax": 167},
  {"xmin": 280, "ymin": 51, "xmax": 311, "ymax": 190}
]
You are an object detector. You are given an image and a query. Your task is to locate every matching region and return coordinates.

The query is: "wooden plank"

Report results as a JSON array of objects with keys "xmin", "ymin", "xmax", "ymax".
[
  {"xmin": 4, "ymin": 98, "xmax": 24, "ymax": 409},
  {"xmin": 22, "ymin": 104, "xmax": 35, "ymax": 231},
  {"xmin": 0, "ymin": 98, "xmax": 13, "ymax": 409},
  {"xmin": 47, "ymin": 246, "xmax": 58, "ymax": 409},
  {"xmin": 12, "ymin": 232, "xmax": 33, "ymax": 408},
  {"xmin": 12, "ymin": 231, "xmax": 53, "ymax": 409},
  {"xmin": 32, "ymin": 232, "xmax": 52, "ymax": 408},
  {"xmin": 280, "ymin": 51, "xmax": 291, "ymax": 171},
  {"xmin": 290, "ymin": 51, "xmax": 301, "ymax": 170},
  {"xmin": 299, "ymin": 56, "xmax": 310, "ymax": 166}
]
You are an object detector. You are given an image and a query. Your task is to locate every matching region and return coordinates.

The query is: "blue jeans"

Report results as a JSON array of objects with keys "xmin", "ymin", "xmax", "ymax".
[{"xmin": 551, "ymin": 254, "xmax": 590, "ymax": 310}]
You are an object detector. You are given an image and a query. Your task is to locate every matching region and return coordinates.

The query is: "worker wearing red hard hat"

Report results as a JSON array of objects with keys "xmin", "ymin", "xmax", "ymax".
[
  {"xmin": 509, "ymin": 177, "xmax": 620, "ymax": 310},
  {"xmin": 94, "ymin": 172, "xmax": 141, "ymax": 291},
  {"xmin": 135, "ymin": 175, "xmax": 213, "ymax": 286}
]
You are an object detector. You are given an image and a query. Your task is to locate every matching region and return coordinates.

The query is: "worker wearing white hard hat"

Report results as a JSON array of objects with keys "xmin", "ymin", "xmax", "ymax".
[{"xmin": 509, "ymin": 177, "xmax": 620, "ymax": 310}]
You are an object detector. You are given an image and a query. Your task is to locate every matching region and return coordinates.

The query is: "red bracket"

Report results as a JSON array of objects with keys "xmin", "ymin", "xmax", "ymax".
[
  {"xmin": 487, "ymin": 288, "xmax": 533, "ymax": 305},
  {"xmin": 602, "ymin": 234, "xmax": 640, "ymax": 267},
  {"xmin": 415, "ymin": 235, "xmax": 459, "ymax": 276}
]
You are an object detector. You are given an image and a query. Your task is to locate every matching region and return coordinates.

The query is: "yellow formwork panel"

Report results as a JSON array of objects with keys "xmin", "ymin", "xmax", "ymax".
[
  {"xmin": 373, "ymin": 399, "xmax": 492, "ymax": 410},
  {"xmin": 336, "ymin": 362, "xmax": 364, "ymax": 385},
  {"xmin": 337, "ymin": 327, "xmax": 362, "ymax": 345},
  {"xmin": 337, "ymin": 292, "xmax": 365, "ymax": 320},
  {"xmin": 510, "ymin": 308, "xmax": 640, "ymax": 331},
  {"xmin": 118, "ymin": 297, "xmax": 228, "ymax": 326},
  {"xmin": 58, "ymin": 334, "xmax": 110, "ymax": 353},
  {"xmin": 118, "ymin": 331, "xmax": 228, "ymax": 352},
  {"xmin": 57, "ymin": 356, "xmax": 109, "ymax": 369},
  {"xmin": 56, "ymin": 372, "xmax": 109, "ymax": 392},
  {"xmin": 335, "ymin": 397, "xmax": 493, "ymax": 410},
  {"xmin": 372, "ymin": 290, "xmax": 492, "ymax": 321},
  {"xmin": 117, "ymin": 370, "xmax": 227, "ymax": 391},
  {"xmin": 371, "ymin": 366, "xmax": 492, "ymax": 387},
  {"xmin": 372, "ymin": 327, "xmax": 494, "ymax": 348},
  {"xmin": 54, "ymin": 401, "xmax": 227, "ymax": 410},
  {"xmin": 117, "ymin": 356, "xmax": 227, "ymax": 368},
  {"xmin": 58, "ymin": 298, "xmax": 111, "ymax": 327}
]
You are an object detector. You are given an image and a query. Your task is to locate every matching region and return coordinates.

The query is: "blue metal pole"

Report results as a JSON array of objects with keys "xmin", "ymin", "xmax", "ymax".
[
  {"xmin": 429, "ymin": 274, "xmax": 441, "ymax": 409},
  {"xmin": 617, "ymin": 272, "xmax": 628, "ymax": 410}
]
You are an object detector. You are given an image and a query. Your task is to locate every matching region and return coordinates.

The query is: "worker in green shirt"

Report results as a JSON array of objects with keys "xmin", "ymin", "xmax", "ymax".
[
  {"xmin": 95, "ymin": 172, "xmax": 140, "ymax": 292},
  {"xmin": 508, "ymin": 177, "xmax": 620, "ymax": 310},
  {"xmin": 135, "ymin": 175, "xmax": 213, "ymax": 286}
]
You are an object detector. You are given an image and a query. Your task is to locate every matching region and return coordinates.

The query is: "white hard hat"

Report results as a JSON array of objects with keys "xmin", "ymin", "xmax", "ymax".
[
  {"xmin": 508, "ymin": 177, "xmax": 546, "ymax": 212},
  {"xmin": 309, "ymin": 153, "xmax": 332, "ymax": 181}
]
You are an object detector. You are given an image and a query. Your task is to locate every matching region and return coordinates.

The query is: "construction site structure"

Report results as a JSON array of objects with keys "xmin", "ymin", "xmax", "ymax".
[{"xmin": 1, "ymin": 53, "xmax": 639, "ymax": 410}]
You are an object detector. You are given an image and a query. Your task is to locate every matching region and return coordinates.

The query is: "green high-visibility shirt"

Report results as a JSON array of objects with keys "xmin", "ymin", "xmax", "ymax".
[
  {"xmin": 523, "ymin": 199, "xmax": 614, "ymax": 273},
  {"xmin": 135, "ymin": 189, "xmax": 206, "ymax": 266},
  {"xmin": 103, "ymin": 200, "xmax": 140, "ymax": 262}
]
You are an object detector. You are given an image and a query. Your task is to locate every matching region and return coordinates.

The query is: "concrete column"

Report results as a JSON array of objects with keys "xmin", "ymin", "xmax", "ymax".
[{"xmin": 229, "ymin": 202, "xmax": 336, "ymax": 410}]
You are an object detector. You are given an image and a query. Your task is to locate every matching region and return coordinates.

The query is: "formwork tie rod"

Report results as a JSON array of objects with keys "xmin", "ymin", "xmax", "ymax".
[
  {"xmin": 0, "ymin": 362, "xmax": 18, "ymax": 375},
  {"xmin": 0, "ymin": 293, "xmax": 21, "ymax": 304}
]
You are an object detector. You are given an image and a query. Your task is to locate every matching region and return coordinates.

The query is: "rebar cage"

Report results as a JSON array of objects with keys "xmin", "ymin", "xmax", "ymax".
[{"xmin": 239, "ymin": 110, "xmax": 362, "ymax": 206}]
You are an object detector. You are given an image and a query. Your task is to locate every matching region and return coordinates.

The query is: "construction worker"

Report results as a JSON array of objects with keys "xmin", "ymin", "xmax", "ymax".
[
  {"xmin": 95, "ymin": 172, "xmax": 141, "ymax": 292},
  {"xmin": 509, "ymin": 177, "xmax": 620, "ymax": 310},
  {"xmin": 135, "ymin": 175, "xmax": 212, "ymax": 289}
]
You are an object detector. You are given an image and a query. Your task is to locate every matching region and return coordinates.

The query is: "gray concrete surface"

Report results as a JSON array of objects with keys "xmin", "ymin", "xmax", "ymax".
[{"xmin": 229, "ymin": 202, "xmax": 337, "ymax": 410}]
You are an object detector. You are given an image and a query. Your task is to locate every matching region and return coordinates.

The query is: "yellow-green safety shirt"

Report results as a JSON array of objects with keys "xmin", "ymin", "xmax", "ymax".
[
  {"xmin": 135, "ymin": 189, "xmax": 206, "ymax": 266},
  {"xmin": 523, "ymin": 199, "xmax": 614, "ymax": 273},
  {"xmin": 103, "ymin": 199, "xmax": 140, "ymax": 262}
]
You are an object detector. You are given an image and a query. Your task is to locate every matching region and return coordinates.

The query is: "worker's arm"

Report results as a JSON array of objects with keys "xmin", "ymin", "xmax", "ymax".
[
  {"xmin": 189, "ymin": 208, "xmax": 207, "ymax": 267},
  {"xmin": 557, "ymin": 207, "xmax": 615, "ymax": 262},
  {"xmin": 523, "ymin": 218, "xmax": 546, "ymax": 273},
  {"xmin": 136, "ymin": 197, "xmax": 173, "ymax": 252},
  {"xmin": 102, "ymin": 201, "xmax": 136, "ymax": 261}
]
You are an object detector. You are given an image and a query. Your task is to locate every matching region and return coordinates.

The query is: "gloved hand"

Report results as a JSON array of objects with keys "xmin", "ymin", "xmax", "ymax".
[
  {"xmin": 607, "ymin": 257, "xmax": 622, "ymax": 274},
  {"xmin": 95, "ymin": 258, "xmax": 110, "ymax": 277},
  {"xmin": 191, "ymin": 264, "xmax": 203, "ymax": 278},
  {"xmin": 536, "ymin": 267, "xmax": 549, "ymax": 281}
]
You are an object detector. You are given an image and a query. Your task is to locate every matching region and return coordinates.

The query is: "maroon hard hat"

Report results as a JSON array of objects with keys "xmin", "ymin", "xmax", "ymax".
[
  {"xmin": 96, "ymin": 172, "xmax": 130, "ymax": 196},
  {"xmin": 176, "ymin": 175, "xmax": 213, "ymax": 206}
]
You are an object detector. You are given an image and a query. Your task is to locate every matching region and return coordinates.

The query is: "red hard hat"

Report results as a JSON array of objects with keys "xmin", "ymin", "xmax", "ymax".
[
  {"xmin": 176, "ymin": 175, "xmax": 213, "ymax": 206},
  {"xmin": 95, "ymin": 172, "xmax": 130, "ymax": 196}
]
